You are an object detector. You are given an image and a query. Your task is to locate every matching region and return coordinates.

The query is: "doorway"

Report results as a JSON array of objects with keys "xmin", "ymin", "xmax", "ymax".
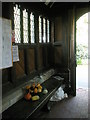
[{"xmin": 76, "ymin": 13, "xmax": 88, "ymax": 89}]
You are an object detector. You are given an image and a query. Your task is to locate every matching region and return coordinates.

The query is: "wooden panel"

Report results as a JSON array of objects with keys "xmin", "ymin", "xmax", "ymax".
[
  {"xmin": 55, "ymin": 17, "xmax": 62, "ymax": 41},
  {"xmin": 2, "ymin": 69, "xmax": 9, "ymax": 84},
  {"xmin": 38, "ymin": 47, "xmax": 43, "ymax": 69},
  {"xmin": 47, "ymin": 46, "xmax": 52, "ymax": 66},
  {"xmin": 54, "ymin": 46, "xmax": 63, "ymax": 65},
  {"xmin": 68, "ymin": 8, "xmax": 76, "ymax": 96},
  {"xmin": 15, "ymin": 50, "xmax": 25, "ymax": 80},
  {"xmin": 51, "ymin": 21, "xmax": 55, "ymax": 43},
  {"xmin": 43, "ymin": 47, "xmax": 47, "ymax": 67},
  {"xmin": 27, "ymin": 49, "xmax": 35, "ymax": 73}
]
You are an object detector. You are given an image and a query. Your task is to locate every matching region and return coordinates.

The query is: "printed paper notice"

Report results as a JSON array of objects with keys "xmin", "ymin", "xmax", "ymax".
[
  {"xmin": 0, "ymin": 18, "xmax": 13, "ymax": 69},
  {"xmin": 12, "ymin": 45, "xmax": 19, "ymax": 62}
]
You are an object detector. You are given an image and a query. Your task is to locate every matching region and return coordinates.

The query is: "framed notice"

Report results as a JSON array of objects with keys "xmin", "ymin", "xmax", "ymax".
[
  {"xmin": 0, "ymin": 17, "xmax": 13, "ymax": 69},
  {"xmin": 12, "ymin": 45, "xmax": 19, "ymax": 62}
]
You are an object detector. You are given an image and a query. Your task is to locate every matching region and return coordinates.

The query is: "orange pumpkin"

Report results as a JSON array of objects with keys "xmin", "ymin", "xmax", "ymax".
[
  {"xmin": 34, "ymin": 88, "xmax": 38, "ymax": 94},
  {"xmin": 24, "ymin": 93, "xmax": 32, "ymax": 100}
]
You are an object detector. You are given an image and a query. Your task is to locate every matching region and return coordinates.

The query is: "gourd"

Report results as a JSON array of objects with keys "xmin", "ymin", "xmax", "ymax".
[
  {"xmin": 36, "ymin": 83, "xmax": 40, "ymax": 88},
  {"xmin": 26, "ymin": 85, "xmax": 30, "ymax": 90},
  {"xmin": 38, "ymin": 85, "xmax": 42, "ymax": 89},
  {"xmin": 24, "ymin": 93, "xmax": 32, "ymax": 100},
  {"xmin": 32, "ymin": 83, "xmax": 35, "ymax": 89},
  {"xmin": 32, "ymin": 95, "xmax": 40, "ymax": 101},
  {"xmin": 29, "ymin": 89, "xmax": 33, "ymax": 93},
  {"xmin": 34, "ymin": 88, "xmax": 38, "ymax": 94},
  {"xmin": 38, "ymin": 88, "xmax": 42, "ymax": 93},
  {"xmin": 43, "ymin": 89, "xmax": 48, "ymax": 94}
]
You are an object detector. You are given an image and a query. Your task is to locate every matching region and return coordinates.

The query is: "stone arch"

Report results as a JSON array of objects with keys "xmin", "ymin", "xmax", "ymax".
[{"xmin": 76, "ymin": 5, "xmax": 90, "ymax": 21}]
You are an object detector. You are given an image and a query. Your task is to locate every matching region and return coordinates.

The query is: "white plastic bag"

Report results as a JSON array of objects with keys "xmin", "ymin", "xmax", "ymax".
[{"xmin": 50, "ymin": 87, "xmax": 67, "ymax": 101}]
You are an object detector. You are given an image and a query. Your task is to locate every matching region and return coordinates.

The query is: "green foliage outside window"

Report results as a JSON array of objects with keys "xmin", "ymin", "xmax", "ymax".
[{"xmin": 76, "ymin": 44, "xmax": 88, "ymax": 65}]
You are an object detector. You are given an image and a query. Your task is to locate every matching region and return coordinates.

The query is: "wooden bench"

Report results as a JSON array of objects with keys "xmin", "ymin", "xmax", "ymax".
[{"xmin": 2, "ymin": 77, "xmax": 63, "ymax": 119}]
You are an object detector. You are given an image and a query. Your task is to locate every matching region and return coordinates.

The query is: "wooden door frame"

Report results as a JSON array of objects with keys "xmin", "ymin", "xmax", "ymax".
[{"xmin": 69, "ymin": 4, "xmax": 89, "ymax": 96}]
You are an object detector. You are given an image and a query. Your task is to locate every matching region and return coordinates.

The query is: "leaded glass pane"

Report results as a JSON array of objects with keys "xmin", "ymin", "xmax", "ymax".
[
  {"xmin": 39, "ymin": 33, "xmax": 42, "ymax": 43},
  {"xmin": 47, "ymin": 20, "xmax": 49, "ymax": 33},
  {"xmin": 47, "ymin": 33, "xmax": 49, "ymax": 43},
  {"xmin": 23, "ymin": 31, "xmax": 28, "ymax": 43},
  {"xmin": 43, "ymin": 18, "xmax": 46, "ymax": 43},
  {"xmin": 47, "ymin": 20, "xmax": 50, "ymax": 42},
  {"xmin": 14, "ymin": 14, "xmax": 20, "ymax": 29},
  {"xmin": 30, "ymin": 13, "xmax": 35, "ymax": 43},
  {"xmin": 39, "ymin": 16, "xmax": 42, "ymax": 43},
  {"xmin": 23, "ymin": 9, "xmax": 28, "ymax": 43},
  {"xmin": 14, "ymin": 4, "xmax": 21, "ymax": 43},
  {"xmin": 14, "ymin": 4, "xmax": 20, "ymax": 15},
  {"xmin": 30, "ymin": 13, "xmax": 34, "ymax": 21},
  {"xmin": 15, "ymin": 29, "xmax": 21, "ymax": 43}
]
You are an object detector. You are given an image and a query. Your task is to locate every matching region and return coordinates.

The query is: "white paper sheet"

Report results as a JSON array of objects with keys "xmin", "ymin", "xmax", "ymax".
[
  {"xmin": 12, "ymin": 45, "xmax": 19, "ymax": 62},
  {"xmin": 0, "ymin": 18, "xmax": 13, "ymax": 69}
]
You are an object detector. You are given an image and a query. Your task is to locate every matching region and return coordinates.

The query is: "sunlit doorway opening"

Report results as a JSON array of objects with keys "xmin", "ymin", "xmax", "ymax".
[{"xmin": 76, "ymin": 13, "xmax": 88, "ymax": 89}]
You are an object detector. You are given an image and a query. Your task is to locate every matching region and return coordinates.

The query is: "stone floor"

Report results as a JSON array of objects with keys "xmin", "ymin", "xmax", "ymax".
[{"xmin": 35, "ymin": 88, "xmax": 88, "ymax": 118}]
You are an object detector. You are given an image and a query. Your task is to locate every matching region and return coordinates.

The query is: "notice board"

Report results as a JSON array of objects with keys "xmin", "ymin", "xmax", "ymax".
[{"xmin": 0, "ymin": 17, "xmax": 13, "ymax": 69}]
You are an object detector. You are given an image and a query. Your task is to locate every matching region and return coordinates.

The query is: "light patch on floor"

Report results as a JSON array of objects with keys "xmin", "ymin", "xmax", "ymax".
[{"xmin": 76, "ymin": 65, "xmax": 88, "ymax": 89}]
